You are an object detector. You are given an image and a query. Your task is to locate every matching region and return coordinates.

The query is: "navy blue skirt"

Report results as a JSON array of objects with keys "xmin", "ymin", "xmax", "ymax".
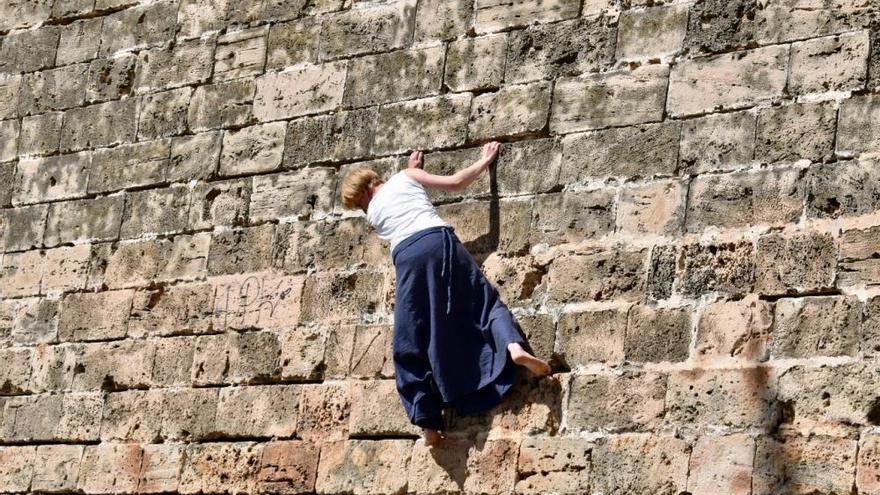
[{"xmin": 391, "ymin": 225, "xmax": 525, "ymax": 431}]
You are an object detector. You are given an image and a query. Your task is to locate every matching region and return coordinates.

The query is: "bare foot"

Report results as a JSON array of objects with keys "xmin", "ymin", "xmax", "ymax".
[
  {"xmin": 423, "ymin": 427, "xmax": 444, "ymax": 447},
  {"xmin": 508, "ymin": 342, "xmax": 552, "ymax": 377}
]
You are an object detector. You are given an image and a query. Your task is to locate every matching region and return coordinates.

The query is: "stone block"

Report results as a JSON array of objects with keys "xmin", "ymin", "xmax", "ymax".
[
  {"xmin": 253, "ymin": 62, "xmax": 346, "ymax": 122},
  {"xmin": 551, "ymin": 64, "xmax": 669, "ymax": 133},
  {"xmin": 666, "ymin": 367, "xmax": 774, "ymax": 429},
  {"xmin": 88, "ymin": 139, "xmax": 170, "ymax": 193},
  {"xmin": 668, "ymin": 45, "xmax": 788, "ymax": 117},
  {"xmin": 300, "ymin": 270, "xmax": 388, "ymax": 324},
  {"xmin": 85, "ymin": 55, "xmax": 137, "ymax": 103},
  {"xmin": 267, "ymin": 17, "xmax": 321, "ymax": 69},
  {"xmin": 72, "ymin": 340, "xmax": 156, "ymax": 391},
  {"xmin": 150, "ymin": 336, "xmax": 195, "ymax": 386},
  {"xmin": 177, "ymin": 0, "xmax": 228, "ymax": 38},
  {"xmin": 468, "ymin": 81, "xmax": 551, "ymax": 140},
  {"xmin": 617, "ymin": 4, "xmax": 688, "ymax": 60},
  {"xmin": 414, "ymin": 0, "xmax": 472, "ymax": 41},
  {"xmin": 13, "ymin": 152, "xmax": 90, "ymax": 205},
  {"xmin": 1, "ymin": 204, "xmax": 48, "ymax": 251},
  {"xmin": 840, "ymin": 226, "xmax": 880, "ymax": 288},
  {"xmin": 679, "ymin": 110, "xmax": 756, "ymax": 174},
  {"xmin": 625, "ymin": 304, "xmax": 692, "ymax": 363},
  {"xmin": 138, "ymin": 87, "xmax": 193, "ymax": 140},
  {"xmin": 772, "ymin": 296, "xmax": 861, "ymax": 359},
  {"xmin": 60, "ymin": 99, "xmax": 137, "ymax": 152},
  {"xmin": 19, "ymin": 112, "xmax": 62, "ymax": 156},
  {"xmin": 543, "ymin": 248, "xmax": 647, "ymax": 303},
  {"xmin": 10, "ymin": 297, "xmax": 59, "ymax": 345},
  {"xmin": 188, "ymin": 177, "xmax": 250, "ymax": 229},
  {"xmin": 556, "ymin": 307, "xmax": 627, "ymax": 366},
  {"xmin": 139, "ymin": 444, "xmax": 185, "ymax": 493},
  {"xmin": 349, "ymin": 379, "xmax": 420, "ymax": 435},
  {"xmin": 675, "ymin": 240, "xmax": 755, "ymax": 297},
  {"xmin": 373, "ymin": 94, "xmax": 471, "ymax": 155},
  {"xmin": 180, "ymin": 442, "xmax": 263, "ymax": 494},
  {"xmin": 687, "ymin": 434, "xmax": 755, "ymax": 495},
  {"xmin": 616, "ymin": 179, "xmax": 687, "ymax": 235},
  {"xmin": 207, "ymin": 223, "xmax": 276, "ymax": 275},
  {"xmin": 559, "ymin": 123, "xmax": 681, "ymax": 184},
  {"xmin": 0, "ymin": 446, "xmax": 36, "ymax": 493},
  {"xmin": 18, "ymin": 63, "xmax": 89, "ymax": 116},
  {"xmin": 32, "ymin": 444, "xmax": 83, "ymax": 492},
  {"xmin": 279, "ymin": 325, "xmax": 326, "ymax": 380},
  {"xmin": 279, "ymin": 217, "xmax": 382, "ymax": 272},
  {"xmin": 0, "ymin": 75, "xmax": 21, "ymax": 120},
  {"xmin": 435, "ymin": 197, "xmax": 532, "ymax": 255},
  {"xmin": 2, "ymin": 392, "xmax": 102, "ymax": 441},
  {"xmin": 133, "ymin": 39, "xmax": 214, "ymax": 94},
  {"xmin": 685, "ymin": 167, "xmax": 804, "ymax": 232},
  {"xmin": 297, "ymin": 382, "xmax": 351, "ymax": 442},
  {"xmin": 754, "ymin": 231, "xmax": 836, "ymax": 295},
  {"xmin": 169, "ymin": 132, "xmax": 223, "ymax": 181},
  {"xmin": 505, "ymin": 16, "xmax": 616, "ymax": 83},
  {"xmin": 806, "ymin": 157, "xmax": 880, "ymax": 218},
  {"xmin": 58, "ymin": 289, "xmax": 134, "ymax": 342},
  {"xmin": 445, "ymin": 34, "xmax": 506, "ymax": 91},
  {"xmin": 753, "ymin": 435, "xmax": 857, "ymax": 495},
  {"xmin": 216, "ymin": 384, "xmax": 300, "ymax": 437},
  {"xmin": 0, "ymin": 0, "xmax": 51, "ymax": 30},
  {"xmin": 258, "ymin": 440, "xmax": 320, "ymax": 494},
  {"xmin": 207, "ymin": 271, "xmax": 304, "ymax": 332},
  {"xmin": 99, "ymin": 0, "xmax": 177, "ymax": 55},
  {"xmin": 343, "ymin": 46, "xmax": 444, "ymax": 108},
  {"xmin": 318, "ymin": 1, "xmax": 416, "ymax": 59},
  {"xmin": 0, "ymin": 27, "xmax": 59, "ymax": 74},
  {"xmin": 407, "ymin": 437, "xmax": 472, "ymax": 493},
  {"xmin": 591, "ymin": 434, "xmax": 690, "ymax": 495},
  {"xmin": 474, "ymin": 0, "xmax": 579, "ymax": 33},
  {"xmin": 315, "ymin": 439, "xmax": 412, "ymax": 495},
  {"xmin": 0, "ymin": 348, "xmax": 33, "ymax": 395},
  {"xmin": 214, "ymin": 26, "xmax": 268, "ymax": 82},
  {"xmin": 755, "ymin": 102, "xmax": 836, "ymax": 164},
  {"xmin": 220, "ymin": 122, "xmax": 286, "ymax": 176},
  {"xmin": 568, "ymin": 372, "xmax": 666, "ymax": 432},
  {"xmin": 481, "ymin": 253, "xmax": 545, "ymax": 303},
  {"xmin": 42, "ymin": 244, "xmax": 92, "ymax": 295},
  {"xmin": 0, "ymin": 119, "xmax": 19, "ymax": 163},
  {"xmin": 858, "ymin": 434, "xmax": 880, "ymax": 494},
  {"xmin": 530, "ymin": 189, "xmax": 614, "ymax": 245},
  {"xmin": 188, "ymin": 79, "xmax": 255, "ymax": 132},
  {"xmin": 515, "ymin": 436, "xmax": 590, "ymax": 494},
  {"xmin": 283, "ymin": 108, "xmax": 378, "ymax": 166},
  {"xmin": 120, "ymin": 186, "xmax": 190, "ymax": 238},
  {"xmin": 461, "ymin": 438, "xmax": 520, "ymax": 494},
  {"xmin": 0, "ymin": 251, "xmax": 44, "ymax": 299},
  {"xmin": 684, "ymin": 0, "xmax": 757, "ymax": 53},
  {"xmin": 191, "ymin": 331, "xmax": 282, "ymax": 385},
  {"xmin": 0, "ymin": 162, "xmax": 15, "ymax": 206},
  {"xmin": 789, "ymin": 31, "xmax": 869, "ymax": 95},
  {"xmin": 694, "ymin": 295, "xmax": 772, "ymax": 363}
]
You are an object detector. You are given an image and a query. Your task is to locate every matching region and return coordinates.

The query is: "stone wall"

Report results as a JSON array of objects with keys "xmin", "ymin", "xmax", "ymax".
[{"xmin": 1, "ymin": 0, "xmax": 880, "ymax": 493}]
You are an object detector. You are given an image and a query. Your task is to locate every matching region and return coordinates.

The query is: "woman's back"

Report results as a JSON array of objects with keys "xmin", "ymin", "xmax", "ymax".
[{"xmin": 366, "ymin": 169, "xmax": 451, "ymax": 253}]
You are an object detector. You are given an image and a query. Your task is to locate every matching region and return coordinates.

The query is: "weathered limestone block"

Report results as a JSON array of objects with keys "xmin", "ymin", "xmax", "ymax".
[
  {"xmin": 858, "ymin": 434, "xmax": 880, "ymax": 494},
  {"xmin": 469, "ymin": 81, "xmax": 551, "ymax": 140},
  {"xmin": 753, "ymin": 435, "xmax": 857, "ymax": 495},
  {"xmin": 685, "ymin": 167, "xmax": 804, "ymax": 232},
  {"xmin": 474, "ymin": 0, "xmax": 580, "ymax": 33},
  {"xmin": 0, "ymin": 27, "xmax": 59, "ymax": 74},
  {"xmin": 120, "ymin": 186, "xmax": 191, "ymax": 238},
  {"xmin": 436, "ymin": 197, "xmax": 532, "ymax": 255},
  {"xmin": 840, "ymin": 226, "xmax": 880, "ymax": 287},
  {"xmin": 685, "ymin": 0, "xmax": 757, "ymax": 53},
  {"xmin": 58, "ymin": 289, "xmax": 134, "ymax": 342},
  {"xmin": 625, "ymin": 304, "xmax": 692, "ymax": 363},
  {"xmin": 315, "ymin": 439, "xmax": 413, "ymax": 495},
  {"xmin": 0, "ymin": 347, "xmax": 32, "ymax": 395},
  {"xmin": 253, "ymin": 62, "xmax": 347, "ymax": 122},
  {"xmin": 177, "ymin": 0, "xmax": 228, "ymax": 38},
  {"xmin": 284, "ymin": 109, "xmax": 378, "ymax": 166},
  {"xmin": 617, "ymin": 179, "xmax": 687, "ymax": 235},
  {"xmin": 99, "ymin": 0, "xmax": 177, "ymax": 55},
  {"xmin": 138, "ymin": 87, "xmax": 193, "ymax": 140},
  {"xmin": 530, "ymin": 189, "xmax": 615, "ymax": 245},
  {"xmin": 415, "ymin": 147, "xmax": 484, "ymax": 203},
  {"xmin": 754, "ymin": 231, "xmax": 836, "ymax": 295},
  {"xmin": 279, "ymin": 217, "xmax": 382, "ymax": 272},
  {"xmin": 216, "ymin": 384, "xmax": 300, "ymax": 437},
  {"xmin": 806, "ymin": 158, "xmax": 880, "ymax": 218},
  {"xmin": 789, "ymin": 31, "xmax": 869, "ymax": 95},
  {"xmin": 279, "ymin": 325, "xmax": 325, "ymax": 380},
  {"xmin": 755, "ymin": 0, "xmax": 872, "ymax": 44},
  {"xmin": 568, "ymin": 372, "xmax": 666, "ymax": 432},
  {"xmin": 839, "ymin": 94, "xmax": 880, "ymax": 154},
  {"xmin": 102, "ymin": 388, "xmax": 219, "ymax": 442},
  {"xmin": 1, "ymin": 392, "xmax": 103, "ymax": 441},
  {"xmin": 60, "ymin": 99, "xmax": 137, "ymax": 152},
  {"xmin": 514, "ymin": 436, "xmax": 590, "ymax": 494},
  {"xmin": 208, "ymin": 271, "xmax": 304, "ymax": 332},
  {"xmin": 150, "ymin": 336, "xmax": 195, "ymax": 387},
  {"xmin": 591, "ymin": 434, "xmax": 690, "ymax": 495},
  {"xmin": 53, "ymin": 0, "xmax": 94, "ymax": 20},
  {"xmin": 319, "ymin": 0, "xmax": 416, "ymax": 59},
  {"xmin": 687, "ymin": 434, "xmax": 755, "ymax": 495},
  {"xmin": 0, "ymin": 251, "xmax": 44, "ymax": 298},
  {"xmin": 755, "ymin": 102, "xmax": 836, "ymax": 163},
  {"xmin": 0, "ymin": 203, "xmax": 48, "ymax": 251},
  {"xmin": 481, "ymin": 253, "xmax": 545, "ymax": 303},
  {"xmin": 139, "ymin": 444, "xmax": 185, "ymax": 493},
  {"xmin": 214, "ymin": 26, "xmax": 268, "ymax": 82},
  {"xmin": 0, "ymin": 0, "xmax": 51, "ymax": 31},
  {"xmin": 773, "ymin": 296, "xmax": 861, "ymax": 359},
  {"xmin": 0, "ymin": 446, "xmax": 36, "ymax": 493},
  {"xmin": 85, "ymin": 55, "xmax": 137, "ymax": 103},
  {"xmin": 543, "ymin": 248, "xmax": 647, "ymax": 303},
  {"xmin": 103, "ymin": 234, "xmax": 209, "ymax": 289},
  {"xmin": 560, "ymin": 121, "xmax": 680, "ymax": 180},
  {"xmin": 297, "ymin": 382, "xmax": 351, "ymax": 442},
  {"xmin": 695, "ymin": 295, "xmax": 772, "ymax": 363},
  {"xmin": 192, "ymin": 331, "xmax": 282, "ymax": 385},
  {"xmin": 668, "ymin": 45, "xmax": 788, "ymax": 117},
  {"xmin": 19, "ymin": 112, "xmax": 63, "ymax": 156},
  {"xmin": 134, "ymin": 39, "xmax": 215, "ymax": 94},
  {"xmin": 414, "ymin": 0, "xmax": 472, "ymax": 41},
  {"xmin": 267, "ymin": 17, "xmax": 321, "ymax": 69},
  {"xmin": 0, "ymin": 75, "xmax": 21, "ymax": 120},
  {"xmin": 71, "ymin": 340, "xmax": 155, "ymax": 391},
  {"xmin": 250, "ymin": 168, "xmax": 336, "ymax": 222},
  {"xmin": 300, "ymin": 270, "xmax": 388, "ymax": 324},
  {"xmin": 679, "ymin": 110, "xmax": 756, "ymax": 174},
  {"xmin": 226, "ymin": 0, "xmax": 310, "ymax": 26},
  {"xmin": 445, "ymin": 34, "xmax": 505, "ymax": 92},
  {"xmin": 180, "ymin": 442, "xmax": 264, "ymax": 494},
  {"xmin": 89, "ymin": 139, "xmax": 170, "ymax": 193},
  {"xmin": 188, "ymin": 177, "xmax": 250, "ymax": 229},
  {"xmin": 666, "ymin": 367, "xmax": 774, "ymax": 429},
  {"xmin": 169, "ymin": 132, "xmax": 223, "ymax": 181},
  {"xmin": 0, "ymin": 119, "xmax": 19, "ymax": 162},
  {"xmin": 406, "ymin": 438, "xmax": 473, "ymax": 493},
  {"xmin": 13, "ymin": 152, "xmax": 90, "ymax": 205},
  {"xmin": 675, "ymin": 240, "xmax": 755, "ymax": 297},
  {"xmin": 325, "ymin": 323, "xmax": 394, "ymax": 379},
  {"xmin": 31, "ymin": 444, "xmax": 83, "ymax": 492},
  {"xmin": 551, "ymin": 64, "xmax": 669, "ymax": 133},
  {"xmin": 349, "ymin": 379, "xmax": 420, "ymax": 435},
  {"xmin": 188, "ymin": 79, "xmax": 255, "ymax": 132},
  {"xmin": 617, "ymin": 4, "xmax": 688, "ymax": 60},
  {"xmin": 505, "ymin": 16, "xmax": 616, "ymax": 83},
  {"xmin": 0, "ymin": 162, "xmax": 13, "ymax": 207},
  {"xmin": 343, "ymin": 46, "xmax": 444, "ymax": 108},
  {"xmin": 220, "ymin": 122, "xmax": 286, "ymax": 176},
  {"xmin": 556, "ymin": 307, "xmax": 627, "ymax": 366},
  {"xmin": 18, "ymin": 63, "xmax": 89, "ymax": 116},
  {"xmin": 645, "ymin": 243, "xmax": 676, "ymax": 301},
  {"xmin": 373, "ymin": 94, "xmax": 471, "ymax": 155},
  {"xmin": 257, "ymin": 440, "xmax": 320, "ymax": 494},
  {"xmin": 10, "ymin": 297, "xmax": 59, "ymax": 345},
  {"xmin": 462, "ymin": 438, "xmax": 520, "ymax": 494}
]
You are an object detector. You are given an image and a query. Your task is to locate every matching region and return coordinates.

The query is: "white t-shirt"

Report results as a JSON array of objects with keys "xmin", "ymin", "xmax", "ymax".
[{"xmin": 365, "ymin": 169, "xmax": 451, "ymax": 253}]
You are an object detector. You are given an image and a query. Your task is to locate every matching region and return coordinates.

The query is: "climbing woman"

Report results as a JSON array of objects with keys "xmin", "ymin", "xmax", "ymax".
[{"xmin": 339, "ymin": 141, "xmax": 552, "ymax": 448}]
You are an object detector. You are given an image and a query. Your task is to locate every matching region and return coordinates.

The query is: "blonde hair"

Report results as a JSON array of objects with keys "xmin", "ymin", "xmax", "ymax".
[{"xmin": 340, "ymin": 167, "xmax": 383, "ymax": 209}]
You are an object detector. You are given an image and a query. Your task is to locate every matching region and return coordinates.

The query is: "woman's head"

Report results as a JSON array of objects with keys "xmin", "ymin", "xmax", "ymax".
[{"xmin": 340, "ymin": 167, "xmax": 383, "ymax": 211}]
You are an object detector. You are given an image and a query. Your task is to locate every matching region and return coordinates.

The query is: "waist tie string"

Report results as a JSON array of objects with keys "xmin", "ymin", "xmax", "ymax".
[{"xmin": 439, "ymin": 227, "xmax": 455, "ymax": 315}]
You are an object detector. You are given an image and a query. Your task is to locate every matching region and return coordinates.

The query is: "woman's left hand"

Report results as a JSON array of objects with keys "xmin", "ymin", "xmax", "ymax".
[{"xmin": 407, "ymin": 150, "xmax": 424, "ymax": 169}]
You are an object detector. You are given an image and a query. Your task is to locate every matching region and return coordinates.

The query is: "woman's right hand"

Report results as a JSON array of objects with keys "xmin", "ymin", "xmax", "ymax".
[{"xmin": 480, "ymin": 141, "xmax": 501, "ymax": 166}]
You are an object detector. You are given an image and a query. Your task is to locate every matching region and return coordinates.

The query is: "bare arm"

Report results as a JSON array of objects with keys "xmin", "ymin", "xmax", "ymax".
[{"xmin": 403, "ymin": 142, "xmax": 501, "ymax": 191}]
